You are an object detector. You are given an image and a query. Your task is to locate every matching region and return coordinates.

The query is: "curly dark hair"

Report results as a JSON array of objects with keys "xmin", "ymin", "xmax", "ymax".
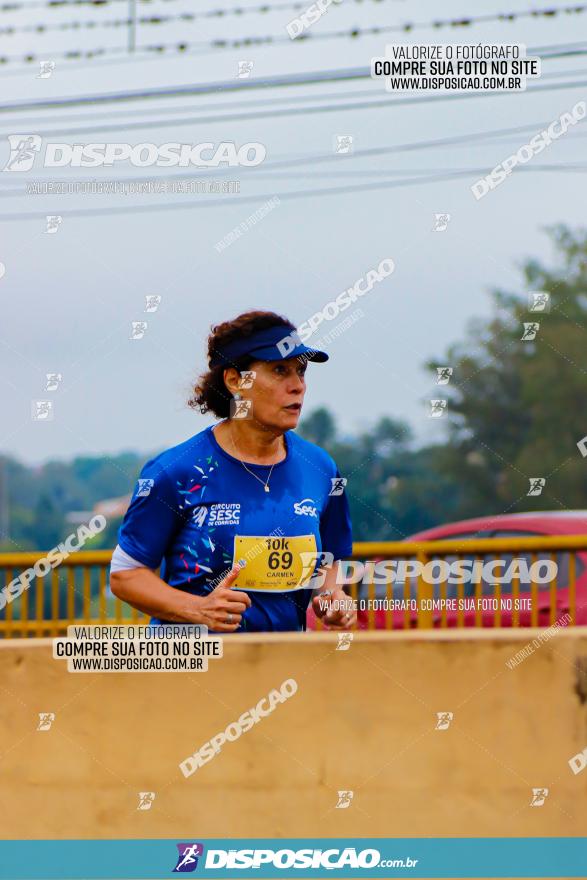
[{"xmin": 188, "ymin": 310, "xmax": 295, "ymax": 418}]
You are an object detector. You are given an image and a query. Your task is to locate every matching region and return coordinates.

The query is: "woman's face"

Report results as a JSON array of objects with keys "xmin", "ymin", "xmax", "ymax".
[{"xmin": 229, "ymin": 358, "xmax": 307, "ymax": 432}]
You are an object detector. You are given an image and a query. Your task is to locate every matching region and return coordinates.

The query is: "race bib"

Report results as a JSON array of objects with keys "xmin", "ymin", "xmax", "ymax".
[{"xmin": 232, "ymin": 535, "xmax": 318, "ymax": 592}]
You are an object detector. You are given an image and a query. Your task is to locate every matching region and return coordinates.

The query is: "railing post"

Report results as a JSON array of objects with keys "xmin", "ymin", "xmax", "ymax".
[{"xmin": 417, "ymin": 550, "xmax": 433, "ymax": 628}]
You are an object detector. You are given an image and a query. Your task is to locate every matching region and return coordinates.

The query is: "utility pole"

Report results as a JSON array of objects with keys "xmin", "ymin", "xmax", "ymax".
[{"xmin": 128, "ymin": 0, "xmax": 136, "ymax": 54}]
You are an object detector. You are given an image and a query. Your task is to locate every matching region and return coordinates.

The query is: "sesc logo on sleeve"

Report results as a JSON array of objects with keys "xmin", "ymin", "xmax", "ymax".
[{"xmin": 232, "ymin": 535, "xmax": 317, "ymax": 591}]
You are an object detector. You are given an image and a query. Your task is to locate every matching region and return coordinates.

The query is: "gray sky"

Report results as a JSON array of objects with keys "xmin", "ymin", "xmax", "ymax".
[{"xmin": 1, "ymin": 0, "xmax": 586, "ymax": 465}]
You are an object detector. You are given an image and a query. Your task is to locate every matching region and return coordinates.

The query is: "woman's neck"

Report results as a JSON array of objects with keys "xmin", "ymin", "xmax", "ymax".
[{"xmin": 213, "ymin": 419, "xmax": 286, "ymax": 465}]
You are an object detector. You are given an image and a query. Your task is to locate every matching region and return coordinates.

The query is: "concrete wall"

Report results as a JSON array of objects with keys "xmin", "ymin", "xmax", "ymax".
[{"xmin": 1, "ymin": 629, "xmax": 587, "ymax": 848}]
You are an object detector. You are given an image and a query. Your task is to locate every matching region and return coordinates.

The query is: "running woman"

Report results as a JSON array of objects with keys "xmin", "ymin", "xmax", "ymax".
[{"xmin": 109, "ymin": 310, "xmax": 355, "ymax": 633}]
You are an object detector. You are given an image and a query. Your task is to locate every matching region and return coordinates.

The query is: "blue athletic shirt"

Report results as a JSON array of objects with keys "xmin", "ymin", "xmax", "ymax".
[{"xmin": 116, "ymin": 424, "xmax": 353, "ymax": 632}]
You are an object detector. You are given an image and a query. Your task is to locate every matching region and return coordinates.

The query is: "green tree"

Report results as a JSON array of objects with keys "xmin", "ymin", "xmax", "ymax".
[
  {"xmin": 28, "ymin": 493, "xmax": 65, "ymax": 551},
  {"xmin": 1, "ymin": 452, "xmax": 144, "ymax": 552},
  {"xmin": 426, "ymin": 225, "xmax": 587, "ymax": 517},
  {"xmin": 298, "ymin": 407, "xmax": 336, "ymax": 446},
  {"xmin": 299, "ymin": 409, "xmax": 460, "ymax": 540}
]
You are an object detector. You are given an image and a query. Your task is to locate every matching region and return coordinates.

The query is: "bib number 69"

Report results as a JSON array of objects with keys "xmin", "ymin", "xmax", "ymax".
[{"xmin": 268, "ymin": 550, "xmax": 293, "ymax": 570}]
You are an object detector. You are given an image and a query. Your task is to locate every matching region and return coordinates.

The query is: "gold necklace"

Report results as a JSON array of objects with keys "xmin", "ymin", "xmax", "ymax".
[{"xmin": 230, "ymin": 427, "xmax": 283, "ymax": 493}]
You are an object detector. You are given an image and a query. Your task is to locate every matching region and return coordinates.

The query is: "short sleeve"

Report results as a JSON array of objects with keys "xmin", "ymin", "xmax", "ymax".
[
  {"xmin": 319, "ymin": 470, "xmax": 353, "ymax": 560},
  {"xmin": 117, "ymin": 459, "xmax": 184, "ymax": 569}
]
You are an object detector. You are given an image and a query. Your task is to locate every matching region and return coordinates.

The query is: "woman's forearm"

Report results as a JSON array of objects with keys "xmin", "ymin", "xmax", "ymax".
[
  {"xmin": 110, "ymin": 568, "xmax": 204, "ymax": 624},
  {"xmin": 312, "ymin": 560, "xmax": 345, "ymax": 596}
]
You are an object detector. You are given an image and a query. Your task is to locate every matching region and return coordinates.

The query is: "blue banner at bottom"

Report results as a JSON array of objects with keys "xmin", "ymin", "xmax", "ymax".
[{"xmin": 0, "ymin": 838, "xmax": 584, "ymax": 879}]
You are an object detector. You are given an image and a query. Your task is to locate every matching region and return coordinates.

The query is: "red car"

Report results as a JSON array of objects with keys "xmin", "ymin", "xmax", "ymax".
[{"xmin": 321, "ymin": 512, "xmax": 587, "ymax": 630}]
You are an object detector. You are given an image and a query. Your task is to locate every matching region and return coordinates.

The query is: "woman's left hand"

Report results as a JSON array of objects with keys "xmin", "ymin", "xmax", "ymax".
[{"xmin": 312, "ymin": 588, "xmax": 357, "ymax": 630}]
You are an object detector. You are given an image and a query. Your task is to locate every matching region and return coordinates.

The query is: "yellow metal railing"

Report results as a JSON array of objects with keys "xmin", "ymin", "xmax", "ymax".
[
  {"xmin": 0, "ymin": 536, "xmax": 586, "ymax": 636},
  {"xmin": 317, "ymin": 535, "xmax": 586, "ymax": 630},
  {"xmin": 0, "ymin": 551, "xmax": 148, "ymax": 637}
]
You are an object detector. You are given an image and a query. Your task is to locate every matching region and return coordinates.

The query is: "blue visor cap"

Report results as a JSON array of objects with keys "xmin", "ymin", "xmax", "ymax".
[{"xmin": 209, "ymin": 325, "xmax": 329, "ymax": 367}]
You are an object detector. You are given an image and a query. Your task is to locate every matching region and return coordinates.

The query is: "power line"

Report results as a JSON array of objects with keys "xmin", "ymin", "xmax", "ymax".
[
  {"xmin": 0, "ymin": 10, "xmax": 212, "ymax": 31},
  {"xmin": 1, "ymin": 4, "xmax": 586, "ymax": 64},
  {"xmin": 0, "ymin": 63, "xmax": 585, "ymax": 137},
  {"xmin": 0, "ymin": 66, "xmax": 369, "ymax": 111},
  {"xmin": 2, "ymin": 0, "xmax": 381, "ymax": 11},
  {"xmin": 0, "ymin": 118, "xmax": 567, "ymax": 181},
  {"xmin": 0, "ymin": 119, "xmax": 572, "ymax": 189},
  {"xmin": 0, "ymin": 164, "xmax": 584, "ymax": 221},
  {"xmin": 2, "ymin": 46, "xmax": 586, "ymax": 113},
  {"xmin": 2, "ymin": 30, "xmax": 585, "ymax": 77},
  {"xmin": 1, "ymin": 1, "xmax": 586, "ymax": 36},
  {"xmin": 3, "ymin": 64, "xmax": 583, "ymax": 131},
  {"xmin": 2, "ymin": 163, "xmax": 586, "ymax": 198},
  {"xmin": 0, "ymin": 0, "xmax": 394, "ymax": 25},
  {"xmin": 0, "ymin": 87, "xmax": 388, "ymax": 127},
  {"xmin": 1, "ymin": 0, "xmax": 584, "ymax": 16},
  {"xmin": 1, "ymin": 75, "xmax": 586, "ymax": 136}
]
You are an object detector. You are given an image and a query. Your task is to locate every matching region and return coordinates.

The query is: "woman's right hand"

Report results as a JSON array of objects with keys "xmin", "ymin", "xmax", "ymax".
[{"xmin": 192, "ymin": 564, "xmax": 252, "ymax": 632}]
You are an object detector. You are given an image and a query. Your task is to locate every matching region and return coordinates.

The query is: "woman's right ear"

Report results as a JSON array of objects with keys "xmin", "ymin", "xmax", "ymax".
[{"xmin": 223, "ymin": 367, "xmax": 240, "ymax": 397}]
